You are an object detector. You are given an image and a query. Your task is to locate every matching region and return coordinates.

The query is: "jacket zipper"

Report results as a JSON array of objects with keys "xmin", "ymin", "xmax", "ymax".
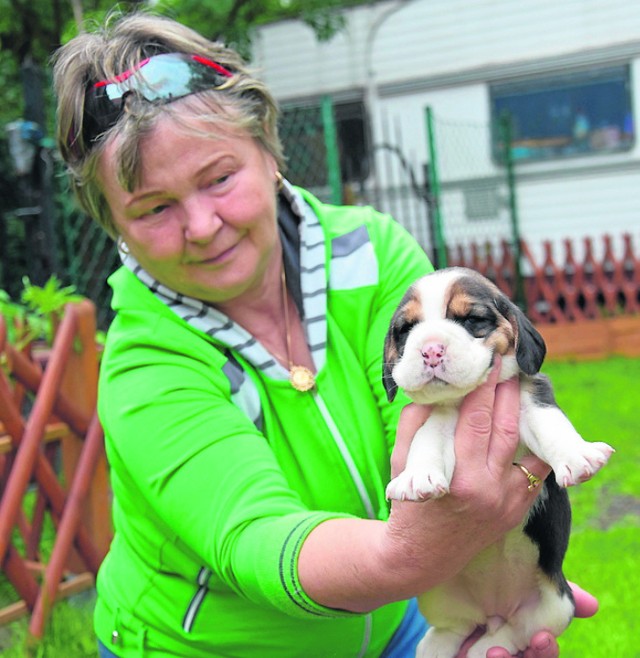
[
  {"xmin": 312, "ymin": 391, "xmax": 376, "ymax": 520},
  {"xmin": 182, "ymin": 567, "xmax": 212, "ymax": 632},
  {"xmin": 358, "ymin": 613, "xmax": 373, "ymax": 658}
]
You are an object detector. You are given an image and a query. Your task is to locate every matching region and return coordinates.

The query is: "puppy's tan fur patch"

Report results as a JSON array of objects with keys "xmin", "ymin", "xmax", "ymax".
[
  {"xmin": 447, "ymin": 278, "xmax": 516, "ymax": 356},
  {"xmin": 402, "ymin": 294, "xmax": 423, "ymax": 326},
  {"xmin": 488, "ymin": 317, "xmax": 515, "ymax": 356}
]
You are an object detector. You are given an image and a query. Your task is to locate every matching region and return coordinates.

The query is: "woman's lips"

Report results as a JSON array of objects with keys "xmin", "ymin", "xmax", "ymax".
[{"xmin": 194, "ymin": 242, "xmax": 238, "ymax": 265}]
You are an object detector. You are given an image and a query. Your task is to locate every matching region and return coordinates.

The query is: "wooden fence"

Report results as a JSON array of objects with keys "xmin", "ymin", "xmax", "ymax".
[
  {"xmin": 0, "ymin": 301, "xmax": 111, "ymax": 638},
  {"xmin": 448, "ymin": 233, "xmax": 640, "ymax": 360}
]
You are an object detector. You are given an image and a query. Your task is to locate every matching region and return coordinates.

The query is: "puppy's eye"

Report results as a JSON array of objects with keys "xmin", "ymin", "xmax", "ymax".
[
  {"xmin": 392, "ymin": 318, "xmax": 418, "ymax": 354},
  {"xmin": 393, "ymin": 320, "xmax": 417, "ymax": 343},
  {"xmin": 394, "ymin": 318, "xmax": 418, "ymax": 338},
  {"xmin": 457, "ymin": 314, "xmax": 496, "ymax": 337},
  {"xmin": 453, "ymin": 313, "xmax": 496, "ymax": 338}
]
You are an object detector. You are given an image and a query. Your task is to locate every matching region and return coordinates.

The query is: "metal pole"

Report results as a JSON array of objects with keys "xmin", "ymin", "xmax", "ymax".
[
  {"xmin": 321, "ymin": 95, "xmax": 342, "ymax": 205},
  {"xmin": 501, "ymin": 113, "xmax": 526, "ymax": 309},
  {"xmin": 425, "ymin": 106, "xmax": 447, "ymax": 268},
  {"xmin": 364, "ymin": 1, "xmax": 417, "ymax": 209},
  {"xmin": 21, "ymin": 59, "xmax": 59, "ymax": 283}
]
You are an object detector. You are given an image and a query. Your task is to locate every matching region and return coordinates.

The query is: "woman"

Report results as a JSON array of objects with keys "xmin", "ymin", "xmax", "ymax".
[{"xmin": 52, "ymin": 13, "xmax": 596, "ymax": 658}]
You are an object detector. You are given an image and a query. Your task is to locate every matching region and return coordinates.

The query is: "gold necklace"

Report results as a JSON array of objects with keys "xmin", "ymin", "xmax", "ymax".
[{"xmin": 281, "ymin": 268, "xmax": 316, "ymax": 392}]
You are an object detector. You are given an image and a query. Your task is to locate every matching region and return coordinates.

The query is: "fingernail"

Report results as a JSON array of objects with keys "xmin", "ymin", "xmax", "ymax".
[{"xmin": 534, "ymin": 636, "xmax": 551, "ymax": 651}]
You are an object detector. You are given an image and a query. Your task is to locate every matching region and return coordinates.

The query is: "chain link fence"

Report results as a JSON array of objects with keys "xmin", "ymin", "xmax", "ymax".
[
  {"xmin": 425, "ymin": 108, "xmax": 524, "ymax": 303},
  {"xmin": 425, "ymin": 109, "xmax": 518, "ymax": 265},
  {"xmin": 278, "ymin": 96, "xmax": 343, "ymax": 205},
  {"xmin": 0, "ymin": 140, "xmax": 27, "ymax": 303},
  {"xmin": 55, "ymin": 178, "xmax": 120, "ymax": 328},
  {"xmin": 1, "ymin": 99, "xmax": 521, "ymax": 329},
  {"xmin": 281, "ymin": 98, "xmax": 436, "ymax": 260},
  {"xmin": 0, "ymin": 139, "xmax": 119, "ymax": 329}
]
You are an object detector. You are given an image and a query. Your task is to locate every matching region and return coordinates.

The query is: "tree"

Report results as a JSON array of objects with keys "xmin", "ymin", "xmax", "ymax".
[
  {"xmin": 0, "ymin": 0, "xmax": 138, "ymax": 126},
  {"xmin": 0, "ymin": 0, "xmax": 372, "ymax": 127},
  {"xmin": 149, "ymin": 0, "xmax": 370, "ymax": 58}
]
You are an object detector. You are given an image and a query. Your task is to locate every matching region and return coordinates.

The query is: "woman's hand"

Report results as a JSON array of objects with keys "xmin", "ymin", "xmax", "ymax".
[
  {"xmin": 448, "ymin": 356, "xmax": 550, "ymax": 532},
  {"xmin": 385, "ymin": 357, "xmax": 550, "ymax": 587}
]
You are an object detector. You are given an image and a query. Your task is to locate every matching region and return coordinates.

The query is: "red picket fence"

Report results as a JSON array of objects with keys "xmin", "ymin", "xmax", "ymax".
[
  {"xmin": 448, "ymin": 233, "xmax": 640, "ymax": 359},
  {"xmin": 448, "ymin": 233, "xmax": 640, "ymax": 324}
]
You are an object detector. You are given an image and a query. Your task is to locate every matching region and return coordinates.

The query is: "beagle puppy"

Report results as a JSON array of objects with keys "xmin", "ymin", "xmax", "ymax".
[{"xmin": 382, "ymin": 267, "xmax": 613, "ymax": 658}]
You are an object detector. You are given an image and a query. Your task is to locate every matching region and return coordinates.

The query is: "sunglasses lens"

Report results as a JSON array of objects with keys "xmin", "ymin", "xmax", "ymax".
[
  {"xmin": 104, "ymin": 55, "xmax": 228, "ymax": 102},
  {"xmin": 77, "ymin": 53, "xmax": 232, "ymax": 153}
]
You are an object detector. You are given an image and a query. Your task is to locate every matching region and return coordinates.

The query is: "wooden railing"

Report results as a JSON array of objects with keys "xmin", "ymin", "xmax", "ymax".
[
  {"xmin": 448, "ymin": 233, "xmax": 640, "ymax": 324},
  {"xmin": 0, "ymin": 301, "xmax": 111, "ymax": 637},
  {"xmin": 447, "ymin": 233, "xmax": 640, "ymax": 359}
]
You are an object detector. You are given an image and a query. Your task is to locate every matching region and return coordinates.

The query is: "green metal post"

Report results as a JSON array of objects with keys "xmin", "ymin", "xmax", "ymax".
[
  {"xmin": 321, "ymin": 95, "xmax": 343, "ymax": 205},
  {"xmin": 425, "ymin": 106, "xmax": 447, "ymax": 268},
  {"xmin": 500, "ymin": 113, "xmax": 526, "ymax": 310}
]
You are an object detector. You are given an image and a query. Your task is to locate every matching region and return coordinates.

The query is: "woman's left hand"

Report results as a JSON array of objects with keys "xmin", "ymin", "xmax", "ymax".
[{"xmin": 456, "ymin": 583, "xmax": 599, "ymax": 658}]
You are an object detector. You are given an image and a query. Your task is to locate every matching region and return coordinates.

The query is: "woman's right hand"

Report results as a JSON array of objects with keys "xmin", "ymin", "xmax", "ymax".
[
  {"xmin": 298, "ymin": 357, "xmax": 551, "ymax": 612},
  {"xmin": 383, "ymin": 356, "xmax": 550, "ymax": 590}
]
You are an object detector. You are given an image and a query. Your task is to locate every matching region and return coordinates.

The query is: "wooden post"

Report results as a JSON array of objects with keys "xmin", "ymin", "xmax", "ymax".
[{"xmin": 59, "ymin": 300, "xmax": 112, "ymax": 563}]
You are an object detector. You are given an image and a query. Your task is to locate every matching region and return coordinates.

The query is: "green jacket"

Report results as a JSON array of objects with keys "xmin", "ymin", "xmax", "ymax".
[{"xmin": 95, "ymin": 187, "xmax": 433, "ymax": 657}]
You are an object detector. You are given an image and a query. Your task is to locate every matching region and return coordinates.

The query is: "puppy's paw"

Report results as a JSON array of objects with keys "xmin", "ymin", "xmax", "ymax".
[
  {"xmin": 466, "ymin": 637, "xmax": 520, "ymax": 658},
  {"xmin": 416, "ymin": 628, "xmax": 468, "ymax": 658},
  {"xmin": 386, "ymin": 468, "xmax": 450, "ymax": 501},
  {"xmin": 554, "ymin": 441, "xmax": 615, "ymax": 487}
]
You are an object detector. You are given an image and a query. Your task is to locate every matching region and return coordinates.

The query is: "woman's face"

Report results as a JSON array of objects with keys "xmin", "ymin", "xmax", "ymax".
[{"xmin": 98, "ymin": 116, "xmax": 280, "ymax": 305}]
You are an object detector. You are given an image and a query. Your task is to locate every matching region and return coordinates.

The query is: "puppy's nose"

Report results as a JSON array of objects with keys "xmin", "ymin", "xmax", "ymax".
[{"xmin": 421, "ymin": 342, "xmax": 446, "ymax": 367}]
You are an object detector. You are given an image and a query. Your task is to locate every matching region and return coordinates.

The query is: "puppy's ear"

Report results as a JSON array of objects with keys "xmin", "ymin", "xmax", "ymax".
[
  {"xmin": 382, "ymin": 325, "xmax": 399, "ymax": 402},
  {"xmin": 383, "ymin": 284, "xmax": 421, "ymax": 401},
  {"xmin": 496, "ymin": 296, "xmax": 546, "ymax": 374}
]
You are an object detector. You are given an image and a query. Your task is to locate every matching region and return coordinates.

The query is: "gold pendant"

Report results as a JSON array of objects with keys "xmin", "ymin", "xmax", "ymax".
[{"xmin": 289, "ymin": 365, "xmax": 316, "ymax": 392}]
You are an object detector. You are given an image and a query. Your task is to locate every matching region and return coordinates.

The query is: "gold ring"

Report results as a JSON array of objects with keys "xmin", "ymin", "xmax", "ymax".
[{"xmin": 514, "ymin": 462, "xmax": 542, "ymax": 491}]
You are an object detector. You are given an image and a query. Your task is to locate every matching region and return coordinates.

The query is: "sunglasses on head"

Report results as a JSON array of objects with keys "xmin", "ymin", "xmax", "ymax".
[{"xmin": 73, "ymin": 52, "xmax": 234, "ymax": 156}]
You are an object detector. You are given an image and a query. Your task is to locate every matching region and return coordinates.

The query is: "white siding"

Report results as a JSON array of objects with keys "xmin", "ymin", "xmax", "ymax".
[
  {"xmin": 254, "ymin": 0, "xmax": 640, "ymax": 99},
  {"xmin": 516, "ymin": 167, "xmax": 640, "ymax": 264},
  {"xmin": 252, "ymin": 0, "xmax": 640, "ymax": 257},
  {"xmin": 371, "ymin": 0, "xmax": 640, "ymax": 86}
]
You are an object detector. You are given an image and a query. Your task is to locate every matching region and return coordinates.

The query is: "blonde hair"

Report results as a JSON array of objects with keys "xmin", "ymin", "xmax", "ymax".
[{"xmin": 52, "ymin": 12, "xmax": 284, "ymax": 238}]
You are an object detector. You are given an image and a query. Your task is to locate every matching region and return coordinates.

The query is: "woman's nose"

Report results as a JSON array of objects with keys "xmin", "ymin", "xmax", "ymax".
[{"xmin": 183, "ymin": 195, "xmax": 222, "ymax": 243}]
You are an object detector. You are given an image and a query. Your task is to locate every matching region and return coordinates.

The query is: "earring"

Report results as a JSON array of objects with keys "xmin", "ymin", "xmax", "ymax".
[
  {"xmin": 275, "ymin": 171, "xmax": 284, "ymax": 191},
  {"xmin": 117, "ymin": 236, "xmax": 130, "ymax": 255}
]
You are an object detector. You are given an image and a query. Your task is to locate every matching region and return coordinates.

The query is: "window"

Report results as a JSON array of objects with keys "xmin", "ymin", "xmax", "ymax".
[
  {"xmin": 278, "ymin": 99, "xmax": 370, "ymax": 189},
  {"xmin": 491, "ymin": 66, "xmax": 634, "ymax": 163}
]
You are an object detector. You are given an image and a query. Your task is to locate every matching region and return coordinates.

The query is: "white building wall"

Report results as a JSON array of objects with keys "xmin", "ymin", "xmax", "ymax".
[
  {"xmin": 254, "ymin": 0, "xmax": 640, "ymax": 99},
  {"xmin": 515, "ymin": 167, "xmax": 640, "ymax": 264},
  {"xmin": 252, "ymin": 0, "xmax": 640, "ymax": 259},
  {"xmin": 371, "ymin": 0, "xmax": 640, "ymax": 85}
]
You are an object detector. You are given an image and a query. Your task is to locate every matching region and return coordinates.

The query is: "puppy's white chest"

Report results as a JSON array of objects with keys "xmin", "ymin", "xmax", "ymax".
[{"xmin": 434, "ymin": 529, "xmax": 541, "ymax": 620}]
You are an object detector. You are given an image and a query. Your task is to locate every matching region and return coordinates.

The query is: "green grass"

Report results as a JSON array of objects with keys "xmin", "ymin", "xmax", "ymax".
[
  {"xmin": 0, "ymin": 597, "xmax": 97, "ymax": 658},
  {"xmin": 542, "ymin": 356, "xmax": 640, "ymax": 657},
  {"xmin": 1, "ymin": 357, "xmax": 638, "ymax": 656}
]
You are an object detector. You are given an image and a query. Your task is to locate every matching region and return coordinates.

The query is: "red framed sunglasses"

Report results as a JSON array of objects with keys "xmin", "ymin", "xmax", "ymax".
[{"xmin": 72, "ymin": 52, "xmax": 233, "ymax": 156}]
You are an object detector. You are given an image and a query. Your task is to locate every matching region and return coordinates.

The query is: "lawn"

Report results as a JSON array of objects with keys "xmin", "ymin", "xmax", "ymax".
[
  {"xmin": 542, "ymin": 356, "xmax": 640, "ymax": 657},
  {"xmin": 1, "ymin": 356, "xmax": 638, "ymax": 657}
]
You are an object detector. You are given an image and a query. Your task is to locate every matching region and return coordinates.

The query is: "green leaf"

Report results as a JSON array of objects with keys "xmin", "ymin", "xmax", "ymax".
[{"xmin": 0, "ymin": 275, "xmax": 85, "ymax": 347}]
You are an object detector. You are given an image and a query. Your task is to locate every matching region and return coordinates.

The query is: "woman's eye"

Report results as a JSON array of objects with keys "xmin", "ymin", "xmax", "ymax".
[
  {"xmin": 204, "ymin": 173, "xmax": 231, "ymax": 189},
  {"xmin": 135, "ymin": 204, "xmax": 170, "ymax": 220},
  {"xmin": 210, "ymin": 173, "xmax": 231, "ymax": 187}
]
